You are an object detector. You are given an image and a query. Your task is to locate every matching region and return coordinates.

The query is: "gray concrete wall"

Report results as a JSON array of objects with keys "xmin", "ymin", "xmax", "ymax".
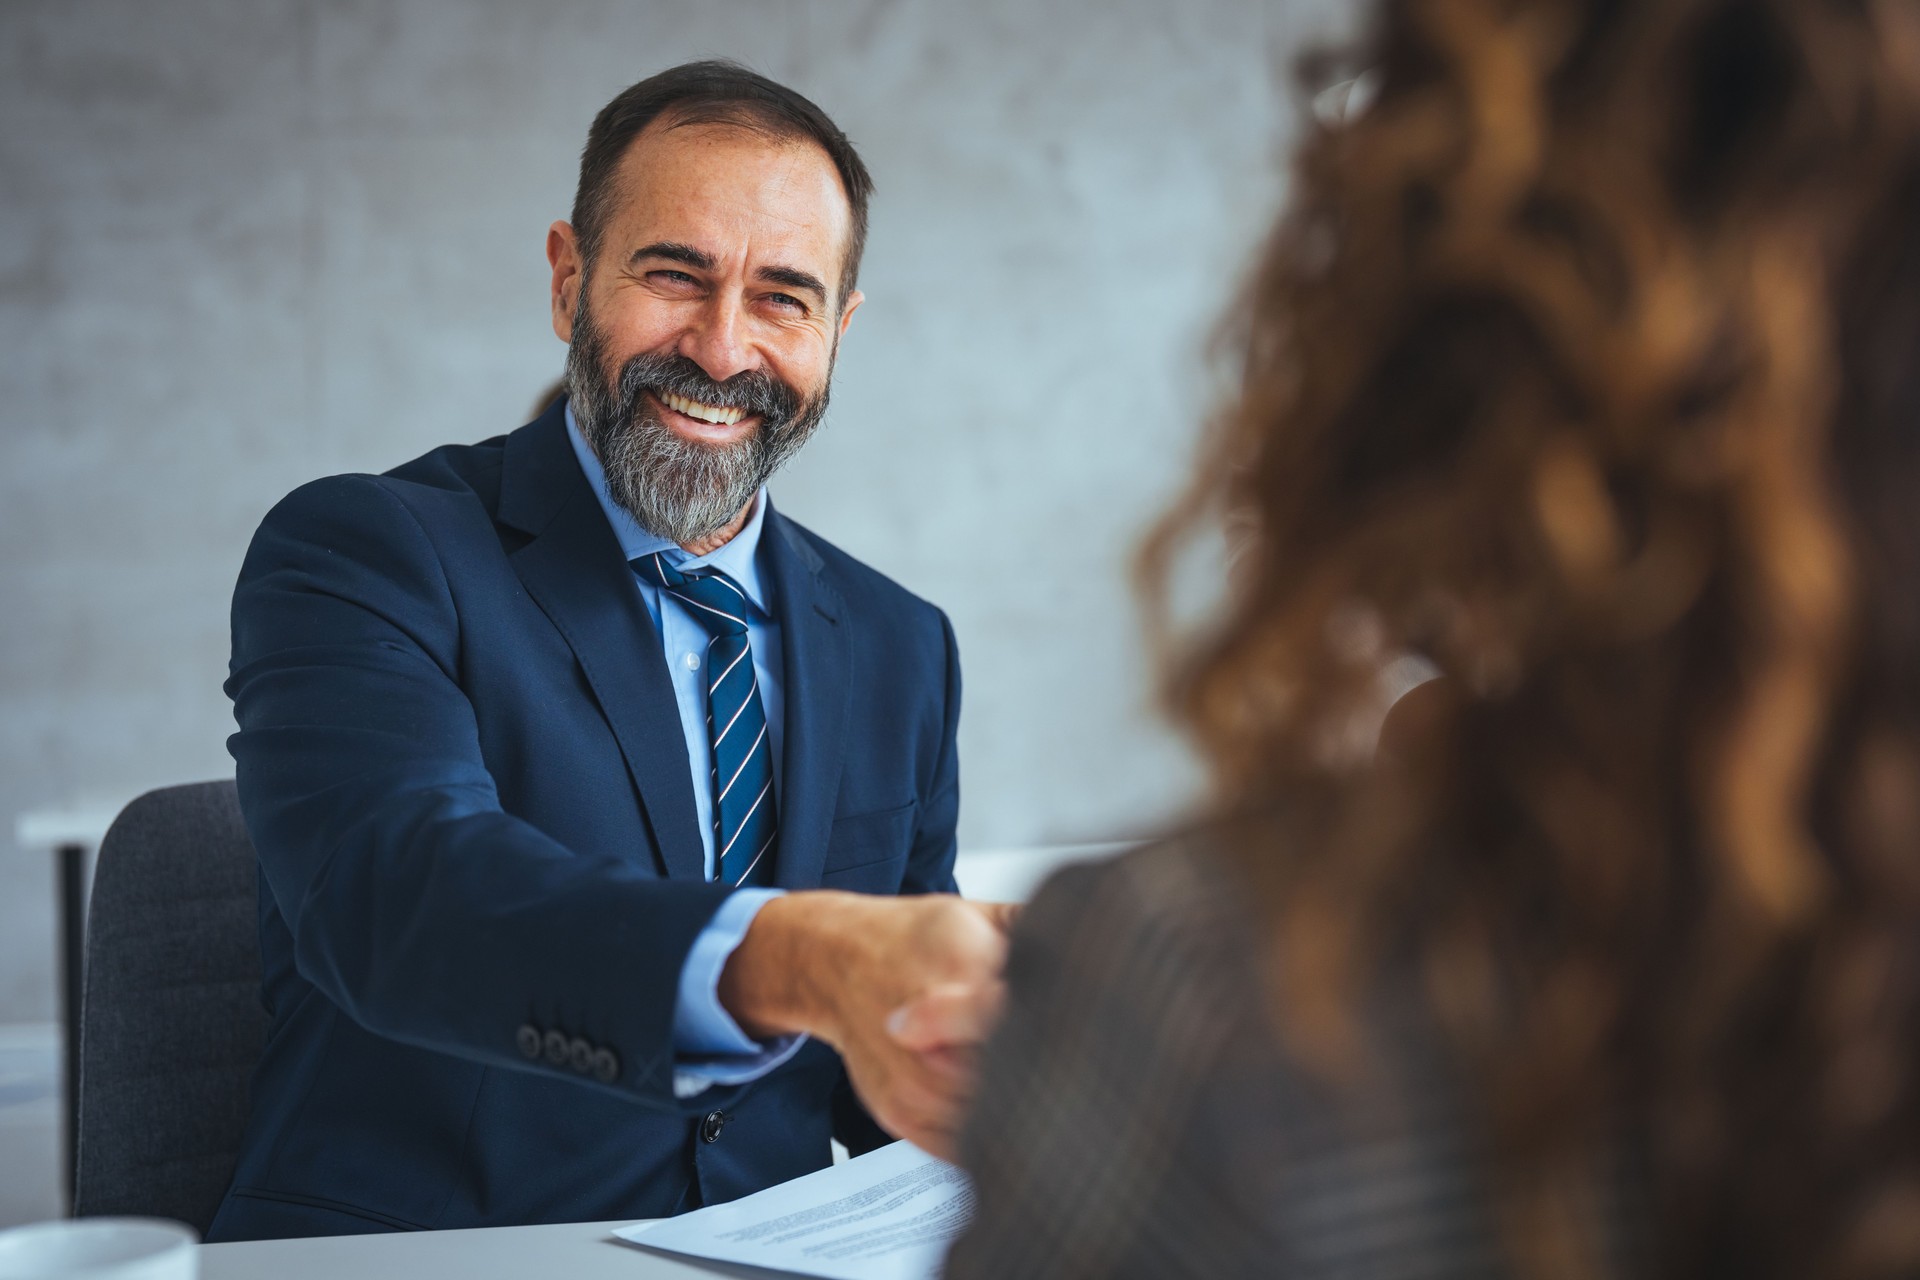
[{"xmin": 0, "ymin": 0, "xmax": 1353, "ymax": 1024}]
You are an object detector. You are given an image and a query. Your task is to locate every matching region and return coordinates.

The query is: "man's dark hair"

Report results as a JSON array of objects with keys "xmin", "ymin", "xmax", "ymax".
[{"xmin": 571, "ymin": 60, "xmax": 874, "ymax": 307}]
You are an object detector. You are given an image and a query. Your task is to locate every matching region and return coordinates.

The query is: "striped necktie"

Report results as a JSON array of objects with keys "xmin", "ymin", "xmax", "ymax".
[{"xmin": 633, "ymin": 553, "xmax": 777, "ymax": 887}]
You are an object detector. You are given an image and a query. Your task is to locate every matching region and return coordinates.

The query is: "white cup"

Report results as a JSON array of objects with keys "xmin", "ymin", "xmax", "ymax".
[{"xmin": 0, "ymin": 1218, "xmax": 196, "ymax": 1280}]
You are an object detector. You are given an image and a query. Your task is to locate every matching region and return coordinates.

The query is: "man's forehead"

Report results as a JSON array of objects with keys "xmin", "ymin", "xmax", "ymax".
[{"xmin": 608, "ymin": 120, "xmax": 850, "ymax": 262}]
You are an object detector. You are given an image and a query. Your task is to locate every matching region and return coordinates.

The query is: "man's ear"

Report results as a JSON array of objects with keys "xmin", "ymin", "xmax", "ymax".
[
  {"xmin": 836, "ymin": 288, "xmax": 865, "ymax": 340},
  {"xmin": 547, "ymin": 221, "xmax": 584, "ymax": 344}
]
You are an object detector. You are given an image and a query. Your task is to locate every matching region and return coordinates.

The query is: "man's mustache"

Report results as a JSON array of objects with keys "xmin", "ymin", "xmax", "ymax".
[{"xmin": 611, "ymin": 352, "xmax": 801, "ymax": 425}]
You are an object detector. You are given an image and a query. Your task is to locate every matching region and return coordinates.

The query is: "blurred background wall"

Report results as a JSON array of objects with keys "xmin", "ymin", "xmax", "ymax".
[{"xmin": 0, "ymin": 0, "xmax": 1353, "ymax": 1039}]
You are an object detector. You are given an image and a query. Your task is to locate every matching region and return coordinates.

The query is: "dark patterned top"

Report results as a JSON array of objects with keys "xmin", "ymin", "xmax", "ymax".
[{"xmin": 946, "ymin": 841, "xmax": 1515, "ymax": 1279}]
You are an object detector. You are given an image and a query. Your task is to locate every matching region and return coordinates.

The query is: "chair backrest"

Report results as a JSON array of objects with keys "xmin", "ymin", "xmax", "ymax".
[{"xmin": 73, "ymin": 781, "xmax": 267, "ymax": 1236}]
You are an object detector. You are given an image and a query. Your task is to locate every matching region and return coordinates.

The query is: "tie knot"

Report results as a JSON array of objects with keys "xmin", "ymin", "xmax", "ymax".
[{"xmin": 633, "ymin": 554, "xmax": 750, "ymax": 638}]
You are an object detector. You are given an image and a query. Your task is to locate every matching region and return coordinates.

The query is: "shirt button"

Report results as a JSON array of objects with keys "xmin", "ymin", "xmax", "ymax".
[
  {"xmin": 683, "ymin": 652, "xmax": 700, "ymax": 670},
  {"xmin": 701, "ymin": 1110, "xmax": 727, "ymax": 1144}
]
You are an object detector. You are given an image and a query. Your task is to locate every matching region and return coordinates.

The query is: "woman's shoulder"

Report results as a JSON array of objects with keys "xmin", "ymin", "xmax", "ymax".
[
  {"xmin": 951, "ymin": 837, "xmax": 1281, "ymax": 1278},
  {"xmin": 953, "ymin": 834, "xmax": 1515, "ymax": 1280},
  {"xmin": 1009, "ymin": 836, "xmax": 1269, "ymax": 1052},
  {"xmin": 1017, "ymin": 835, "xmax": 1256, "ymax": 982}
]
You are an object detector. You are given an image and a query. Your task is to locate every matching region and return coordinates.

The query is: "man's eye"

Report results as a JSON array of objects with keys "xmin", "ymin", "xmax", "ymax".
[
  {"xmin": 653, "ymin": 270, "xmax": 698, "ymax": 286},
  {"xmin": 767, "ymin": 293, "xmax": 804, "ymax": 311}
]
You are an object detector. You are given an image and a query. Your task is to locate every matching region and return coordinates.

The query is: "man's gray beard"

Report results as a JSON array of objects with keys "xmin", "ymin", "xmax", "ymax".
[{"xmin": 565, "ymin": 293, "xmax": 831, "ymax": 545}]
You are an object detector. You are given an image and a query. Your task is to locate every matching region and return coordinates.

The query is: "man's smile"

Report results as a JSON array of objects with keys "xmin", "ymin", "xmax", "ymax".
[{"xmin": 648, "ymin": 389, "xmax": 758, "ymax": 443}]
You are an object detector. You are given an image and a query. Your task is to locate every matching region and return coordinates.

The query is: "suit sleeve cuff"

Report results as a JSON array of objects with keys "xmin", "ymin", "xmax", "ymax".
[{"xmin": 671, "ymin": 888, "xmax": 806, "ymax": 1097}]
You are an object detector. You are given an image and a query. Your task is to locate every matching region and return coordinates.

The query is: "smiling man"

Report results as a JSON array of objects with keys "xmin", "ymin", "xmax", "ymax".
[{"xmin": 210, "ymin": 63, "xmax": 1004, "ymax": 1241}]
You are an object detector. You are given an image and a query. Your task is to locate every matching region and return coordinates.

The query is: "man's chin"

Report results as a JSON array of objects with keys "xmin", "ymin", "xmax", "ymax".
[{"xmin": 617, "ymin": 490, "xmax": 748, "ymax": 547}]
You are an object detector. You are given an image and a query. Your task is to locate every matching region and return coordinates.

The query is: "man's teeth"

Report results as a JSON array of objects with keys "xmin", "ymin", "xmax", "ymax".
[{"xmin": 662, "ymin": 391, "xmax": 745, "ymax": 426}]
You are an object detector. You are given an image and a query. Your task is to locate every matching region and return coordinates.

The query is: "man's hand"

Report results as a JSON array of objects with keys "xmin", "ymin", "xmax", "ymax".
[{"xmin": 719, "ymin": 893, "xmax": 1017, "ymax": 1160}]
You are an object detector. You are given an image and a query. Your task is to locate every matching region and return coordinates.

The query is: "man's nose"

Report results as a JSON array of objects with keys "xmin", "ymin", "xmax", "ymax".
[{"xmin": 677, "ymin": 294, "xmax": 756, "ymax": 384}]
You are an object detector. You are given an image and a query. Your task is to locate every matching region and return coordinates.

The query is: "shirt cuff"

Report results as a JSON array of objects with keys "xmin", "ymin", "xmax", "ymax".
[{"xmin": 672, "ymin": 888, "xmax": 807, "ymax": 1098}]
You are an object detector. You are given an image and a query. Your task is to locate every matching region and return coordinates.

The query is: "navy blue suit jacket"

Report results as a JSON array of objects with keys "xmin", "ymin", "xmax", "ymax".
[{"xmin": 207, "ymin": 403, "xmax": 960, "ymax": 1241}]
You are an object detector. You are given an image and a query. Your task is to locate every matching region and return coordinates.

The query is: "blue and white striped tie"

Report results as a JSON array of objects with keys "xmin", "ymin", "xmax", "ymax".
[{"xmin": 634, "ymin": 554, "xmax": 777, "ymax": 887}]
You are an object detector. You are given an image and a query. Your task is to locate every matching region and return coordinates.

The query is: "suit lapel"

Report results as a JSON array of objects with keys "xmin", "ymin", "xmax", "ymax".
[
  {"xmin": 763, "ymin": 510, "xmax": 851, "ymax": 890},
  {"xmin": 498, "ymin": 409, "xmax": 706, "ymax": 882}
]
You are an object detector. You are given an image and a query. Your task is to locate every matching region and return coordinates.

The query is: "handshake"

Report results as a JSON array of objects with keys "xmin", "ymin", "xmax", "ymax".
[{"xmin": 718, "ymin": 893, "xmax": 1017, "ymax": 1161}]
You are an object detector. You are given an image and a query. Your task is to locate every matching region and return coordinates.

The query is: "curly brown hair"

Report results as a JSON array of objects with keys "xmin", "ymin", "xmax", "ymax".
[{"xmin": 1142, "ymin": 0, "xmax": 1920, "ymax": 1275}]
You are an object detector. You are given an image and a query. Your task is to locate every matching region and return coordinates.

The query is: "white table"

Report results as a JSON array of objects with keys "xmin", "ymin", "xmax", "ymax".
[{"xmin": 197, "ymin": 1219, "xmax": 761, "ymax": 1278}]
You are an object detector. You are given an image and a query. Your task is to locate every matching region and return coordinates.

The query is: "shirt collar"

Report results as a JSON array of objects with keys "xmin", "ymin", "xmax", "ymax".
[{"xmin": 564, "ymin": 400, "xmax": 773, "ymax": 614}]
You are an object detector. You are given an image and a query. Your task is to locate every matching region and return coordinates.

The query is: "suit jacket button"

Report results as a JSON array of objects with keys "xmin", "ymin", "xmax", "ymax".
[
  {"xmin": 568, "ymin": 1036, "xmax": 595, "ymax": 1074},
  {"xmin": 701, "ymin": 1110, "xmax": 727, "ymax": 1144},
  {"xmin": 516, "ymin": 1025, "xmax": 542, "ymax": 1060},
  {"xmin": 543, "ymin": 1029, "xmax": 570, "ymax": 1066},
  {"xmin": 591, "ymin": 1048, "xmax": 620, "ymax": 1083}
]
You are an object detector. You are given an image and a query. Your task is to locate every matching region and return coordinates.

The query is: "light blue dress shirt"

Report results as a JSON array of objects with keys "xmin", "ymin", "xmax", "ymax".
[{"xmin": 565, "ymin": 405, "xmax": 805, "ymax": 1096}]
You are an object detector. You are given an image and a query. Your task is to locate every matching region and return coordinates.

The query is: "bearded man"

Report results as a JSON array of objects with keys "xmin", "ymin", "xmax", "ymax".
[{"xmin": 209, "ymin": 62, "xmax": 1004, "ymax": 1241}]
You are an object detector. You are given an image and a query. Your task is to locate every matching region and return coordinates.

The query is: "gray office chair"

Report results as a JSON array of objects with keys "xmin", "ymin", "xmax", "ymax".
[{"xmin": 73, "ymin": 781, "xmax": 267, "ymax": 1236}]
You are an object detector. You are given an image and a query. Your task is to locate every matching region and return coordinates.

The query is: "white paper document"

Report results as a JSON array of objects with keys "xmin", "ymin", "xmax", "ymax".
[{"xmin": 614, "ymin": 1141, "xmax": 972, "ymax": 1280}]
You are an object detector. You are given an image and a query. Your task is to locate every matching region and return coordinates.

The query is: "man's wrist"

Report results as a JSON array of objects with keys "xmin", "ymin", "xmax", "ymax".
[{"xmin": 718, "ymin": 890, "xmax": 856, "ymax": 1041}]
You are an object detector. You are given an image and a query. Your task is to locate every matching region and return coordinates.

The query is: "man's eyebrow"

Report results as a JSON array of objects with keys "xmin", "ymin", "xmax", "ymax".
[
  {"xmin": 755, "ymin": 265, "xmax": 828, "ymax": 303},
  {"xmin": 628, "ymin": 241, "xmax": 717, "ymax": 272}
]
